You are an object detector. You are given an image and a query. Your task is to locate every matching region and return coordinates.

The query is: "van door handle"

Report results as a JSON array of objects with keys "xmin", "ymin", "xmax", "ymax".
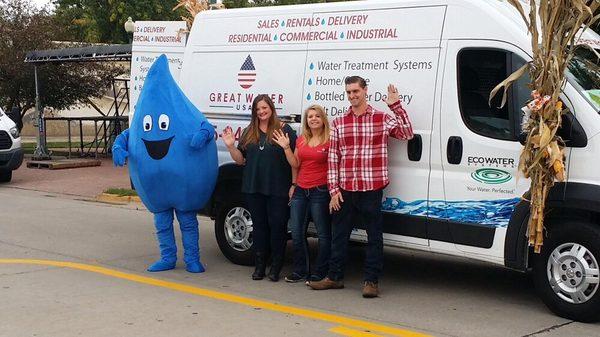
[
  {"xmin": 407, "ymin": 134, "xmax": 422, "ymax": 161},
  {"xmin": 447, "ymin": 136, "xmax": 463, "ymax": 165}
]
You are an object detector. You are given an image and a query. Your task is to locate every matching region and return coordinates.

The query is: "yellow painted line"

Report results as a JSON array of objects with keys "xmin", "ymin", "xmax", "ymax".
[
  {"xmin": 0, "ymin": 259, "xmax": 431, "ymax": 337},
  {"xmin": 330, "ymin": 325, "xmax": 387, "ymax": 337}
]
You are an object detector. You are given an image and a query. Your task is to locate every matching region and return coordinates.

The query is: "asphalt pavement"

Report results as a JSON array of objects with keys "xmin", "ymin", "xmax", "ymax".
[{"xmin": 1, "ymin": 186, "xmax": 599, "ymax": 337}]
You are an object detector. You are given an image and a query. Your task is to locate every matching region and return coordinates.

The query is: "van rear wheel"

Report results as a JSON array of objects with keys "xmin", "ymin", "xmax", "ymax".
[
  {"xmin": 214, "ymin": 197, "xmax": 254, "ymax": 266},
  {"xmin": 533, "ymin": 221, "xmax": 600, "ymax": 322},
  {"xmin": 0, "ymin": 170, "xmax": 12, "ymax": 183}
]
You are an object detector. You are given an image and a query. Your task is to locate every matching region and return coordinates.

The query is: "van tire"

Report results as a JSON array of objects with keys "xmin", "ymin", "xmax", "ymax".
[
  {"xmin": 214, "ymin": 197, "xmax": 254, "ymax": 266},
  {"xmin": 0, "ymin": 170, "xmax": 12, "ymax": 183},
  {"xmin": 533, "ymin": 221, "xmax": 600, "ymax": 322}
]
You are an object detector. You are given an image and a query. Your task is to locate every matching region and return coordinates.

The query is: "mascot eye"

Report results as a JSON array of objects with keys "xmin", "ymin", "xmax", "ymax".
[
  {"xmin": 159, "ymin": 114, "xmax": 170, "ymax": 130},
  {"xmin": 143, "ymin": 115, "xmax": 152, "ymax": 131}
]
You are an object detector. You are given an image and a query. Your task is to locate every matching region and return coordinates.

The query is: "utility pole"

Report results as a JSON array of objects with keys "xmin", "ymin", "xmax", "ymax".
[{"xmin": 32, "ymin": 65, "xmax": 51, "ymax": 160}]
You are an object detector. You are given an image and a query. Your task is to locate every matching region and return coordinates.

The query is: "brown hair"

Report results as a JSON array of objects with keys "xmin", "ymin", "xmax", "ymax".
[
  {"xmin": 302, "ymin": 105, "xmax": 330, "ymax": 145},
  {"xmin": 344, "ymin": 75, "xmax": 367, "ymax": 88},
  {"xmin": 241, "ymin": 94, "xmax": 282, "ymax": 148}
]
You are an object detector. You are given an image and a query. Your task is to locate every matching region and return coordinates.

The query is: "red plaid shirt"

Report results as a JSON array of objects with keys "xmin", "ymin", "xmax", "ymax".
[{"xmin": 327, "ymin": 101, "xmax": 413, "ymax": 196}]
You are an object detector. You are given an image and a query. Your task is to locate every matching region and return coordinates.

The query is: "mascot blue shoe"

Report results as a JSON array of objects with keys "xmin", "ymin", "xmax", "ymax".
[
  {"xmin": 112, "ymin": 54, "xmax": 218, "ymax": 273},
  {"xmin": 177, "ymin": 210, "xmax": 205, "ymax": 273},
  {"xmin": 147, "ymin": 210, "xmax": 177, "ymax": 272}
]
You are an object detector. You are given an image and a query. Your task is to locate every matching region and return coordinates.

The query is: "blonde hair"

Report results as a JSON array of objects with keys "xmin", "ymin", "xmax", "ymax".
[{"xmin": 302, "ymin": 104, "xmax": 330, "ymax": 145}]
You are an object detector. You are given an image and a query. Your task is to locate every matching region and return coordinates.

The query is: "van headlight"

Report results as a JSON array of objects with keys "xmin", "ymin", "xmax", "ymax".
[{"xmin": 9, "ymin": 127, "xmax": 19, "ymax": 138}]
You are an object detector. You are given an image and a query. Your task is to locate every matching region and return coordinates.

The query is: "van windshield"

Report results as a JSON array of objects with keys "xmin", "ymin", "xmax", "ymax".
[{"xmin": 567, "ymin": 48, "xmax": 600, "ymax": 112}]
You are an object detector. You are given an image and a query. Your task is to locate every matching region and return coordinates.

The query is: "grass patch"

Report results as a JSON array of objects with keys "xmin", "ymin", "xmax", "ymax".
[
  {"xmin": 22, "ymin": 142, "xmax": 104, "ymax": 156},
  {"xmin": 21, "ymin": 140, "xmax": 104, "ymax": 150},
  {"xmin": 104, "ymin": 188, "xmax": 137, "ymax": 196},
  {"xmin": 22, "ymin": 142, "xmax": 73, "ymax": 149}
]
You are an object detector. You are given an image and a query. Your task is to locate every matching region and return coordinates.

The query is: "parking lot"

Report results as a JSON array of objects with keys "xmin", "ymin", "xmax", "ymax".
[{"xmin": 1, "ymin": 164, "xmax": 599, "ymax": 337}]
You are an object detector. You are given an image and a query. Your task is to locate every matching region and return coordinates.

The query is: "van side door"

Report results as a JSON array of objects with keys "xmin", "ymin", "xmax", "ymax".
[{"xmin": 437, "ymin": 40, "xmax": 532, "ymax": 260}]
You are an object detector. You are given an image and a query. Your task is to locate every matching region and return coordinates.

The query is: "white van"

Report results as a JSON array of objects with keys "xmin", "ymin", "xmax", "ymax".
[
  {"xmin": 0, "ymin": 107, "xmax": 23, "ymax": 183},
  {"xmin": 178, "ymin": 0, "xmax": 600, "ymax": 322}
]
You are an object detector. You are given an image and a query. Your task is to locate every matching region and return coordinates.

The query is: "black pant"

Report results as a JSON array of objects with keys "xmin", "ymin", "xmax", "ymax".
[
  {"xmin": 327, "ymin": 189, "xmax": 383, "ymax": 283},
  {"xmin": 244, "ymin": 193, "xmax": 289, "ymax": 262}
]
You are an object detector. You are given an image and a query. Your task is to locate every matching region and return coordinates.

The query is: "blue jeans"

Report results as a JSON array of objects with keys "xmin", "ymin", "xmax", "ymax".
[
  {"xmin": 289, "ymin": 185, "xmax": 331, "ymax": 278},
  {"xmin": 327, "ymin": 189, "xmax": 383, "ymax": 283}
]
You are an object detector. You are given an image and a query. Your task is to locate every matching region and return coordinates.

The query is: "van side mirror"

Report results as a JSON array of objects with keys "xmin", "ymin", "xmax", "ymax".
[
  {"xmin": 558, "ymin": 112, "xmax": 587, "ymax": 148},
  {"xmin": 517, "ymin": 132, "xmax": 527, "ymax": 145},
  {"xmin": 8, "ymin": 107, "xmax": 23, "ymax": 132},
  {"xmin": 517, "ymin": 112, "xmax": 587, "ymax": 148}
]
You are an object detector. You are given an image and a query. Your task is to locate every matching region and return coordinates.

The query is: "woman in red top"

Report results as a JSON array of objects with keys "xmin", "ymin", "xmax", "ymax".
[{"xmin": 273, "ymin": 104, "xmax": 331, "ymax": 283}]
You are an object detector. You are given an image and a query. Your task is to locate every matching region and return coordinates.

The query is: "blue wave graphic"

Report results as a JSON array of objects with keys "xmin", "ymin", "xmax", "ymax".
[{"xmin": 381, "ymin": 197, "xmax": 521, "ymax": 227}]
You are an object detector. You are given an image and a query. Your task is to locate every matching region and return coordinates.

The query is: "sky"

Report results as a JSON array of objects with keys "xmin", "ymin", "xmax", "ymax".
[{"xmin": 32, "ymin": 0, "xmax": 53, "ymax": 9}]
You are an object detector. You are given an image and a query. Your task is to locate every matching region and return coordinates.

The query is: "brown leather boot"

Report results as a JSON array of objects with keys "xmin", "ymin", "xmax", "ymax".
[
  {"xmin": 308, "ymin": 277, "xmax": 344, "ymax": 290},
  {"xmin": 362, "ymin": 281, "xmax": 379, "ymax": 298}
]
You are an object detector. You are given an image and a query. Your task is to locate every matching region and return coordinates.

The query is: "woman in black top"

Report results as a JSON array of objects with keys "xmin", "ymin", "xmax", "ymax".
[{"xmin": 222, "ymin": 95, "xmax": 297, "ymax": 281}]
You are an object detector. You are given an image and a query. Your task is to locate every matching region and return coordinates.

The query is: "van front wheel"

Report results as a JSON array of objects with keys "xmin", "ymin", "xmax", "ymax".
[
  {"xmin": 214, "ymin": 198, "xmax": 254, "ymax": 266},
  {"xmin": 533, "ymin": 221, "xmax": 600, "ymax": 322}
]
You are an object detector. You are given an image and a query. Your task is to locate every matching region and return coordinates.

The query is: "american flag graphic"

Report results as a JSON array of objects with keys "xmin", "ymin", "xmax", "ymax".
[{"xmin": 238, "ymin": 55, "xmax": 256, "ymax": 89}]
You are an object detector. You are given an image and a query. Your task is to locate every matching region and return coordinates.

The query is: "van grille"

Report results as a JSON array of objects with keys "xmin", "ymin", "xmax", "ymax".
[{"xmin": 0, "ymin": 131, "xmax": 13, "ymax": 150}]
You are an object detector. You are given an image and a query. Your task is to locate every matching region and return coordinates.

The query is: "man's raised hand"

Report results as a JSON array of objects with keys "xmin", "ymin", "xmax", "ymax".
[{"xmin": 385, "ymin": 84, "xmax": 401, "ymax": 105}]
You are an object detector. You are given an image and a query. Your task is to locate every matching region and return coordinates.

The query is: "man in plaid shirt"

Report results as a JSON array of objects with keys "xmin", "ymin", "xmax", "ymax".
[{"xmin": 308, "ymin": 76, "xmax": 414, "ymax": 298}]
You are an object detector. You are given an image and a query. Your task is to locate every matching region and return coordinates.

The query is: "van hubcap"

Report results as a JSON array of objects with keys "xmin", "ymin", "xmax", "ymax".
[
  {"xmin": 547, "ymin": 243, "xmax": 599, "ymax": 304},
  {"xmin": 224, "ymin": 207, "xmax": 253, "ymax": 252}
]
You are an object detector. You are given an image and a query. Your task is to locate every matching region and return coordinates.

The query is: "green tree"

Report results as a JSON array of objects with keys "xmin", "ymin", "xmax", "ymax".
[
  {"xmin": 53, "ymin": 0, "xmax": 188, "ymax": 43},
  {"xmin": 222, "ymin": 0, "xmax": 349, "ymax": 8},
  {"xmin": 0, "ymin": 0, "xmax": 121, "ymax": 117},
  {"xmin": 221, "ymin": 0, "xmax": 248, "ymax": 8}
]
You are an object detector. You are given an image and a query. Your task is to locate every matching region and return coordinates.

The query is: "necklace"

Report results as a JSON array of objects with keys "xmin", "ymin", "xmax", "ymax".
[{"xmin": 259, "ymin": 137, "xmax": 266, "ymax": 151}]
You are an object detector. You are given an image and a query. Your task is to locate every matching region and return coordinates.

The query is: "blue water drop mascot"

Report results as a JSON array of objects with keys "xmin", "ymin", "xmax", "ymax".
[{"xmin": 112, "ymin": 54, "xmax": 218, "ymax": 273}]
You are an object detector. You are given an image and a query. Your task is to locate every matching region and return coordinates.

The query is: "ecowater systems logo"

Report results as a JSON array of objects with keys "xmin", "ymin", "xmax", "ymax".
[{"xmin": 471, "ymin": 168, "xmax": 512, "ymax": 184}]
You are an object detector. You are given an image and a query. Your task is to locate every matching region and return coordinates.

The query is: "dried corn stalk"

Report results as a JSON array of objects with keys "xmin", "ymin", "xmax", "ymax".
[
  {"xmin": 174, "ymin": 0, "xmax": 210, "ymax": 30},
  {"xmin": 492, "ymin": 0, "xmax": 600, "ymax": 253}
]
